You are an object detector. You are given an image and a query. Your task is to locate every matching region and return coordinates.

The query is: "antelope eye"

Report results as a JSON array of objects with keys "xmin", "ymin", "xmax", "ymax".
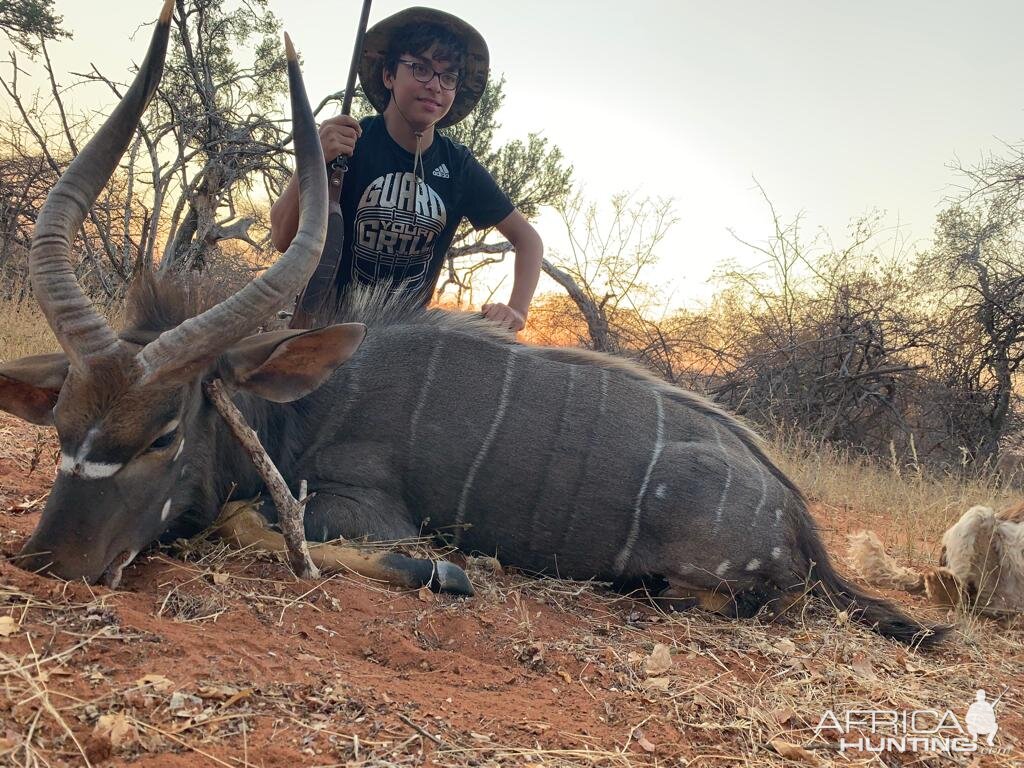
[{"xmin": 148, "ymin": 429, "xmax": 178, "ymax": 452}]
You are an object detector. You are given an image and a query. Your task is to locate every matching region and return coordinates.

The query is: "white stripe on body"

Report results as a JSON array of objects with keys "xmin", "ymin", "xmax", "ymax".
[
  {"xmin": 613, "ymin": 390, "xmax": 664, "ymax": 576},
  {"xmin": 711, "ymin": 425, "xmax": 733, "ymax": 535},
  {"xmin": 453, "ymin": 348, "xmax": 517, "ymax": 544},
  {"xmin": 407, "ymin": 336, "xmax": 445, "ymax": 460},
  {"xmin": 751, "ymin": 466, "xmax": 768, "ymax": 523},
  {"xmin": 333, "ymin": 356, "xmax": 361, "ymax": 430}
]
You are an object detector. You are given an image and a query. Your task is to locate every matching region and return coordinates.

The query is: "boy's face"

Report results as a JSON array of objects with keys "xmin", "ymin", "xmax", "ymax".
[{"xmin": 384, "ymin": 43, "xmax": 459, "ymax": 128}]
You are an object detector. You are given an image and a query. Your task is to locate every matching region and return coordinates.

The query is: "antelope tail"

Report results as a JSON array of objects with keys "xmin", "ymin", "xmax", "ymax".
[{"xmin": 792, "ymin": 512, "xmax": 948, "ymax": 647}]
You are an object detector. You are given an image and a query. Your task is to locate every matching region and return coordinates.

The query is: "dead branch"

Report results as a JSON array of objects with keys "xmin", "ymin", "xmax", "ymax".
[{"xmin": 204, "ymin": 378, "xmax": 319, "ymax": 579}]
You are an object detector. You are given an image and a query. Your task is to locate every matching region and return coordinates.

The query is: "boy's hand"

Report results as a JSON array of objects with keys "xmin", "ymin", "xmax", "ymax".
[
  {"xmin": 482, "ymin": 303, "xmax": 526, "ymax": 332},
  {"xmin": 318, "ymin": 115, "xmax": 361, "ymax": 162}
]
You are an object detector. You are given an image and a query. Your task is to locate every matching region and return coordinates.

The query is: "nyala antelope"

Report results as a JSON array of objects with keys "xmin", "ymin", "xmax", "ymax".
[{"xmin": 0, "ymin": 2, "xmax": 945, "ymax": 647}]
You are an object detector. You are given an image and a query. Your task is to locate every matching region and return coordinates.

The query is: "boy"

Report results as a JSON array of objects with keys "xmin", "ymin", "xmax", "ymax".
[{"xmin": 270, "ymin": 7, "xmax": 542, "ymax": 331}]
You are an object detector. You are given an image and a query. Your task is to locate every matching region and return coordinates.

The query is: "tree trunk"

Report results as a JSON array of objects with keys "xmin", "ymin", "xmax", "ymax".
[{"xmin": 541, "ymin": 258, "xmax": 617, "ymax": 353}]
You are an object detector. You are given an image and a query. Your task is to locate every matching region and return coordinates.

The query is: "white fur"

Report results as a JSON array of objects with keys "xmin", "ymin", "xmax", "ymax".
[
  {"xmin": 59, "ymin": 454, "xmax": 122, "ymax": 479},
  {"xmin": 847, "ymin": 530, "xmax": 923, "ymax": 592},
  {"xmin": 59, "ymin": 426, "xmax": 126, "ymax": 479},
  {"xmin": 454, "ymin": 349, "xmax": 516, "ymax": 544},
  {"xmin": 711, "ymin": 426, "xmax": 733, "ymax": 534},
  {"xmin": 849, "ymin": 506, "xmax": 1024, "ymax": 613},
  {"xmin": 940, "ymin": 505, "xmax": 1024, "ymax": 612},
  {"xmin": 615, "ymin": 391, "xmax": 664, "ymax": 575}
]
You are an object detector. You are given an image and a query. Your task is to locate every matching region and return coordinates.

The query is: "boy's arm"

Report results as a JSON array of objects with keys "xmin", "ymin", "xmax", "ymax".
[
  {"xmin": 269, "ymin": 115, "xmax": 362, "ymax": 252},
  {"xmin": 269, "ymin": 174, "xmax": 301, "ymax": 252},
  {"xmin": 482, "ymin": 209, "xmax": 543, "ymax": 332}
]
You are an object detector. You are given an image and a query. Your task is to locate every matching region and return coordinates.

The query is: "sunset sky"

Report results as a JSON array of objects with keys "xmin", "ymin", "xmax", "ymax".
[{"xmin": 10, "ymin": 0, "xmax": 1024, "ymax": 306}]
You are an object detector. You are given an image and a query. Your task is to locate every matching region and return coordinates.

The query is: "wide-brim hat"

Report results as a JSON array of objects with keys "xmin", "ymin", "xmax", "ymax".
[{"xmin": 358, "ymin": 7, "xmax": 489, "ymax": 130}]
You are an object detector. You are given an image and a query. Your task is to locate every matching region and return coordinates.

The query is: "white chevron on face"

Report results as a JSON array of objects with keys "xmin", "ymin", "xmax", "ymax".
[{"xmin": 58, "ymin": 454, "xmax": 122, "ymax": 480}]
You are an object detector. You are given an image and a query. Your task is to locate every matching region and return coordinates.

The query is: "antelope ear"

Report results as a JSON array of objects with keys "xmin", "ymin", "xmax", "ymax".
[
  {"xmin": 0, "ymin": 353, "xmax": 69, "ymax": 426},
  {"xmin": 221, "ymin": 323, "xmax": 366, "ymax": 403}
]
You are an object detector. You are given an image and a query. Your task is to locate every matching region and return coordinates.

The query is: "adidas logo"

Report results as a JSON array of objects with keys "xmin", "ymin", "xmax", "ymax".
[{"xmin": 432, "ymin": 163, "xmax": 450, "ymax": 178}]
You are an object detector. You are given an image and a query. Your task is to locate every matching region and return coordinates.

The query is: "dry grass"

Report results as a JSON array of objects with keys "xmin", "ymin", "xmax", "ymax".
[
  {"xmin": 770, "ymin": 429, "xmax": 1018, "ymax": 565},
  {"xmin": 2, "ymin": 477, "xmax": 1023, "ymax": 766},
  {"xmin": 0, "ymin": 296, "xmax": 127, "ymax": 363},
  {"xmin": 151, "ymin": 517, "xmax": 1023, "ymax": 765},
  {"xmin": 0, "ymin": 301, "xmax": 59, "ymax": 361},
  {"xmin": 0, "ymin": 543, "xmax": 1009, "ymax": 766}
]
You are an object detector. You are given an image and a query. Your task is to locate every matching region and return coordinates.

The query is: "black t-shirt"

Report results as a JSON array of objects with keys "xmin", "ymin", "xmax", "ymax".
[{"xmin": 334, "ymin": 115, "xmax": 514, "ymax": 305}]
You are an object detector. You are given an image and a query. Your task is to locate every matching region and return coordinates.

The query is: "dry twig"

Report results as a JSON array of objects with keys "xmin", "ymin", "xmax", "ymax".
[{"xmin": 204, "ymin": 378, "xmax": 319, "ymax": 579}]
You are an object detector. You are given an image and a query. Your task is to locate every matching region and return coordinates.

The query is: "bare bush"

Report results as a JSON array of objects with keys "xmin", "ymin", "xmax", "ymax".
[
  {"xmin": 913, "ymin": 202, "xmax": 1024, "ymax": 464},
  {"xmin": 0, "ymin": 0, "xmax": 292, "ymax": 299},
  {"xmin": 708, "ymin": 196, "xmax": 930, "ymax": 458}
]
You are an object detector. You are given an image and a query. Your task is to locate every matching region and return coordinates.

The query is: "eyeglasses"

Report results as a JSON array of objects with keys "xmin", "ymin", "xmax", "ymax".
[{"xmin": 397, "ymin": 60, "xmax": 460, "ymax": 91}]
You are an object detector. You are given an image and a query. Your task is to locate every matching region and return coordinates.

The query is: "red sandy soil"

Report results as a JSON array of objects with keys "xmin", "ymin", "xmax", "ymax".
[{"xmin": 0, "ymin": 411, "xmax": 1021, "ymax": 766}]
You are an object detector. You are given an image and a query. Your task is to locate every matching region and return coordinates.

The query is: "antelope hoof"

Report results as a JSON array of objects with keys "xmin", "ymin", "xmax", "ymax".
[{"xmin": 430, "ymin": 560, "xmax": 474, "ymax": 596}]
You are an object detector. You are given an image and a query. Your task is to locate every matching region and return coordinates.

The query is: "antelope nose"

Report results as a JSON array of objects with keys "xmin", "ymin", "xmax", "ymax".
[
  {"xmin": 16, "ymin": 538, "xmax": 98, "ymax": 582},
  {"xmin": 16, "ymin": 539, "xmax": 57, "ymax": 575}
]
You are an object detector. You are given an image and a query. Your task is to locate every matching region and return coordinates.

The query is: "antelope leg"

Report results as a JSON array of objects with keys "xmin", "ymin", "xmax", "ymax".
[
  {"xmin": 657, "ymin": 578, "xmax": 796, "ymax": 619},
  {"xmin": 206, "ymin": 379, "xmax": 318, "ymax": 579},
  {"xmin": 211, "ymin": 502, "xmax": 473, "ymax": 595},
  {"xmin": 656, "ymin": 582, "xmax": 734, "ymax": 614}
]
